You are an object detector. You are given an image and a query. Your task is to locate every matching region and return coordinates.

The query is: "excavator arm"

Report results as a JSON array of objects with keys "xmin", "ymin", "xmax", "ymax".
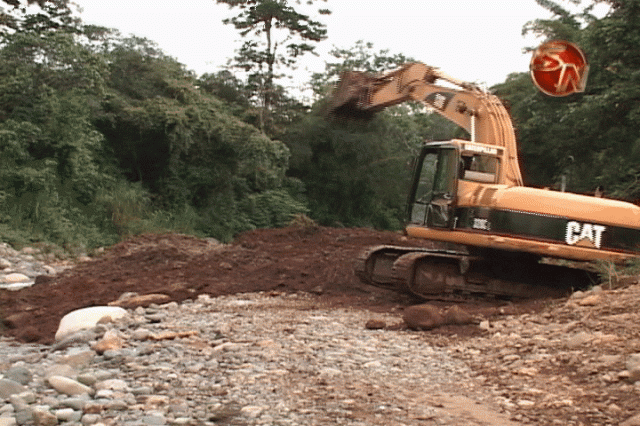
[{"xmin": 330, "ymin": 63, "xmax": 523, "ymax": 187}]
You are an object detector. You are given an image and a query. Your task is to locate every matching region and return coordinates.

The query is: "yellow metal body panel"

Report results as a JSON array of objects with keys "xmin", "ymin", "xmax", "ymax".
[
  {"xmin": 331, "ymin": 63, "xmax": 523, "ymax": 186},
  {"xmin": 457, "ymin": 181, "xmax": 640, "ymax": 229},
  {"xmin": 406, "ymin": 225, "xmax": 636, "ymax": 262}
]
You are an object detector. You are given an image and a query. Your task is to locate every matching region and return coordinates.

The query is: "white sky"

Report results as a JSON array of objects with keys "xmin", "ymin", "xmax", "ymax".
[{"xmin": 72, "ymin": 1, "xmax": 607, "ymax": 98}]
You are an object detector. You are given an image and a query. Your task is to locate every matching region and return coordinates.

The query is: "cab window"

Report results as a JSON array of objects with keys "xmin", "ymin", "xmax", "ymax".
[
  {"xmin": 460, "ymin": 154, "xmax": 498, "ymax": 183},
  {"xmin": 409, "ymin": 148, "xmax": 457, "ymax": 224}
]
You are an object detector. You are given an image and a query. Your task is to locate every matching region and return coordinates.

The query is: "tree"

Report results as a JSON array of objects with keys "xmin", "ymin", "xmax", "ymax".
[
  {"xmin": 215, "ymin": 0, "xmax": 329, "ymax": 132},
  {"xmin": 92, "ymin": 35, "xmax": 308, "ymax": 240},
  {"xmin": 0, "ymin": 23, "xmax": 122, "ymax": 248},
  {"xmin": 0, "ymin": 0, "xmax": 78, "ymax": 35},
  {"xmin": 198, "ymin": 70, "xmax": 251, "ymax": 117},
  {"xmin": 0, "ymin": 15, "xmax": 310, "ymax": 247},
  {"xmin": 494, "ymin": 0, "xmax": 640, "ymax": 200}
]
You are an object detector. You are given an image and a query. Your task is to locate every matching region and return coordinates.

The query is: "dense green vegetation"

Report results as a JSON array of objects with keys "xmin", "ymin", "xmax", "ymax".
[
  {"xmin": 0, "ymin": 0, "xmax": 636, "ymax": 252},
  {"xmin": 495, "ymin": 0, "xmax": 640, "ymax": 198}
]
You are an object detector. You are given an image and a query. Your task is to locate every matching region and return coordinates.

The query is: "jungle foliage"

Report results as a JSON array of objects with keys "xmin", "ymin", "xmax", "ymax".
[
  {"xmin": 0, "ymin": 0, "xmax": 637, "ymax": 252},
  {"xmin": 495, "ymin": 0, "xmax": 640, "ymax": 200},
  {"xmin": 0, "ymin": 6, "xmax": 307, "ymax": 249}
]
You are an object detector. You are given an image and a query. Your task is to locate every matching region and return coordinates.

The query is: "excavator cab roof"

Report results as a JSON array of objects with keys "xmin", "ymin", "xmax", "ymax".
[{"xmin": 424, "ymin": 140, "xmax": 505, "ymax": 157}]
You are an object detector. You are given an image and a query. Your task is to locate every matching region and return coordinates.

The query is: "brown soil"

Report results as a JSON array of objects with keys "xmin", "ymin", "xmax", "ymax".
[{"xmin": 0, "ymin": 226, "xmax": 528, "ymax": 344}]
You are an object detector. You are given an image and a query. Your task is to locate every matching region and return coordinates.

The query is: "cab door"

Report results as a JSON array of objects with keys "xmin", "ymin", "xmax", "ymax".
[{"xmin": 408, "ymin": 146, "xmax": 459, "ymax": 228}]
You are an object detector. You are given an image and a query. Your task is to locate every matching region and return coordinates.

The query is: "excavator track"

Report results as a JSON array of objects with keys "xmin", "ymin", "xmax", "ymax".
[
  {"xmin": 355, "ymin": 245, "xmax": 596, "ymax": 301},
  {"xmin": 354, "ymin": 245, "xmax": 465, "ymax": 290}
]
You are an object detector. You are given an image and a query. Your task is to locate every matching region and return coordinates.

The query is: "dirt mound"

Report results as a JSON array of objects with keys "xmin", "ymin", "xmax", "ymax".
[{"xmin": 1, "ymin": 227, "xmax": 433, "ymax": 344}]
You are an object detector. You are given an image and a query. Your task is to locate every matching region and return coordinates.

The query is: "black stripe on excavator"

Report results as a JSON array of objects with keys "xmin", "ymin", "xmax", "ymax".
[{"xmin": 455, "ymin": 207, "xmax": 640, "ymax": 253}]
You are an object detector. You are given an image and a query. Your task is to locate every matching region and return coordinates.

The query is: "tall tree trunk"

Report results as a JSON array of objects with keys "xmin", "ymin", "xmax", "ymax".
[{"xmin": 264, "ymin": 17, "xmax": 274, "ymax": 130}]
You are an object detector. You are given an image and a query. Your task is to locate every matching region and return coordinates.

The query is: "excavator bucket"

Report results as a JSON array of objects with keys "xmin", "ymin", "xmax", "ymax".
[{"xmin": 328, "ymin": 71, "xmax": 377, "ymax": 120}]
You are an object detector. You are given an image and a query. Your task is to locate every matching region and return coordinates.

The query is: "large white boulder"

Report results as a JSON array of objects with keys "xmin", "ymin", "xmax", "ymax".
[
  {"xmin": 47, "ymin": 375, "xmax": 94, "ymax": 396},
  {"xmin": 55, "ymin": 306, "xmax": 129, "ymax": 342}
]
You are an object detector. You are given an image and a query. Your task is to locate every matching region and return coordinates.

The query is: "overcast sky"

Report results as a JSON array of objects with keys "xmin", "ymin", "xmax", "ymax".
[{"xmin": 72, "ymin": 1, "xmax": 607, "ymax": 97}]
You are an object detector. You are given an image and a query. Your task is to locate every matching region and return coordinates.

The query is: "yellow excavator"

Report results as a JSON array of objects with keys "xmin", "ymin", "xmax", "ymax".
[{"xmin": 330, "ymin": 63, "xmax": 640, "ymax": 300}]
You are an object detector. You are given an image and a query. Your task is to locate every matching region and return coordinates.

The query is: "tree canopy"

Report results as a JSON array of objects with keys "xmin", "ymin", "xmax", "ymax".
[
  {"xmin": 215, "ymin": 0, "xmax": 329, "ymax": 134},
  {"xmin": 495, "ymin": 0, "xmax": 640, "ymax": 200},
  {"xmin": 0, "ymin": 0, "xmax": 77, "ymax": 35},
  {"xmin": 0, "ymin": 10, "xmax": 307, "ymax": 248}
]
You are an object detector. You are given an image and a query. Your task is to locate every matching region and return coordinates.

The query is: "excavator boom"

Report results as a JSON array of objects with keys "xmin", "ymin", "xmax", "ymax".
[{"xmin": 330, "ymin": 63, "xmax": 523, "ymax": 186}]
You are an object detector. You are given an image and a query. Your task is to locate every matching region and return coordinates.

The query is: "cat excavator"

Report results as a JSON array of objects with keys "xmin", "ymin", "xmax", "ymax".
[{"xmin": 330, "ymin": 63, "xmax": 640, "ymax": 300}]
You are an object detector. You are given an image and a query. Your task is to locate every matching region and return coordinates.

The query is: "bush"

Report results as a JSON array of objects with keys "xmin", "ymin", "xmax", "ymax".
[
  {"xmin": 242, "ymin": 188, "xmax": 309, "ymax": 229},
  {"xmin": 95, "ymin": 182, "xmax": 150, "ymax": 237}
]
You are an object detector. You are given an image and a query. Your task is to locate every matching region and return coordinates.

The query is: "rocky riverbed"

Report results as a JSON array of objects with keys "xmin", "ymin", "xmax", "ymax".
[
  {"xmin": 2, "ymin": 229, "xmax": 640, "ymax": 425},
  {"xmin": 0, "ymin": 291, "xmax": 522, "ymax": 426}
]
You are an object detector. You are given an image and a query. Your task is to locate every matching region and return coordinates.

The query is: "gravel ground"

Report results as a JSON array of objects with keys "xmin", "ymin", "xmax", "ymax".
[
  {"xmin": 4, "ymin": 230, "xmax": 640, "ymax": 425},
  {"xmin": 0, "ymin": 291, "xmax": 518, "ymax": 426}
]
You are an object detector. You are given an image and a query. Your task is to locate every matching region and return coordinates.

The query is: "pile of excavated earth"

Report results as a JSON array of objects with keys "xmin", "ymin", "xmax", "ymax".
[{"xmin": 1, "ymin": 226, "xmax": 640, "ymax": 425}]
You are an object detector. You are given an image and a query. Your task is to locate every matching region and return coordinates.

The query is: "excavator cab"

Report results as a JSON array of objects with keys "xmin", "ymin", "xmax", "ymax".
[
  {"xmin": 408, "ymin": 143, "xmax": 459, "ymax": 228},
  {"xmin": 407, "ymin": 140, "xmax": 501, "ymax": 228}
]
